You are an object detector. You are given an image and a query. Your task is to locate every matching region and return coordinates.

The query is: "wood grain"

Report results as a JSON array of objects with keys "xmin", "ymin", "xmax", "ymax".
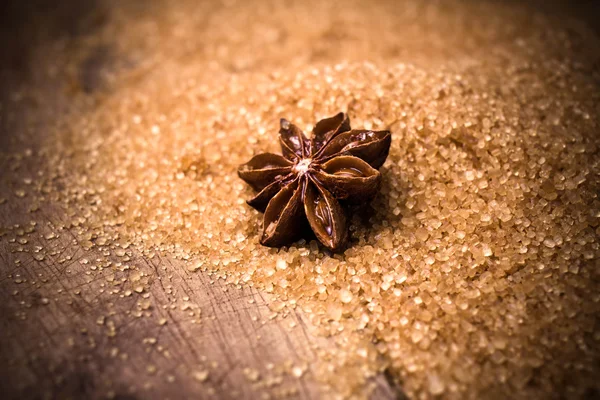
[{"xmin": 0, "ymin": 174, "xmax": 403, "ymax": 400}]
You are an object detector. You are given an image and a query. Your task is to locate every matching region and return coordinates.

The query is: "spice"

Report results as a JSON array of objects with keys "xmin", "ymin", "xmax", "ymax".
[{"xmin": 238, "ymin": 113, "xmax": 391, "ymax": 251}]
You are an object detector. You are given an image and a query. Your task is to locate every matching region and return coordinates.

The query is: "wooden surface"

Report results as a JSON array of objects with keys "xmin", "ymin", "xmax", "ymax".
[{"xmin": 0, "ymin": 201, "xmax": 400, "ymax": 399}]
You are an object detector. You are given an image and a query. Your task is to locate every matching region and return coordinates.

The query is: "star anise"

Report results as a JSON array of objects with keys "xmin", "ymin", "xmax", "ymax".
[{"xmin": 238, "ymin": 112, "xmax": 391, "ymax": 252}]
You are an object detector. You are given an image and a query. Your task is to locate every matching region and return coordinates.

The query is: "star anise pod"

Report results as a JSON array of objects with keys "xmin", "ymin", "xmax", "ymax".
[{"xmin": 238, "ymin": 112, "xmax": 391, "ymax": 252}]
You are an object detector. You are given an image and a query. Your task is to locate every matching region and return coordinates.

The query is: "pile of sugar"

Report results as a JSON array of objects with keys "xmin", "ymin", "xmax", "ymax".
[{"xmin": 3, "ymin": 0, "xmax": 600, "ymax": 398}]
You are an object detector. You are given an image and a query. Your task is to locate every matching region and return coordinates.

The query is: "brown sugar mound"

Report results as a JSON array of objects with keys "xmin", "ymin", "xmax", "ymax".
[{"xmin": 52, "ymin": 58, "xmax": 600, "ymax": 397}]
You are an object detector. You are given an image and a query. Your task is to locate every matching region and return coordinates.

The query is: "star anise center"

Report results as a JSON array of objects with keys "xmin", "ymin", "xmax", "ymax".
[
  {"xmin": 293, "ymin": 158, "xmax": 312, "ymax": 175},
  {"xmin": 238, "ymin": 112, "xmax": 392, "ymax": 252}
]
